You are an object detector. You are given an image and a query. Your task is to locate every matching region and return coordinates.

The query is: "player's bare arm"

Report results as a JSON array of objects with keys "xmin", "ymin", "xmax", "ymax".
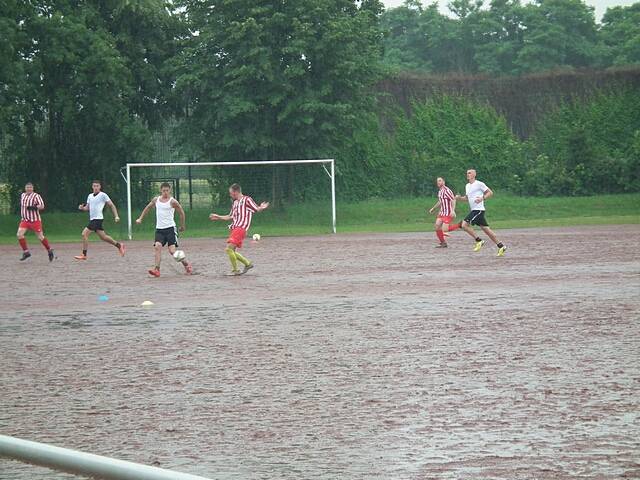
[
  {"xmin": 107, "ymin": 200, "xmax": 120, "ymax": 222},
  {"xmin": 257, "ymin": 201, "xmax": 269, "ymax": 212},
  {"xmin": 455, "ymin": 194, "xmax": 467, "ymax": 202},
  {"xmin": 136, "ymin": 198, "xmax": 157, "ymax": 224},
  {"xmin": 209, "ymin": 212, "xmax": 232, "ymax": 221},
  {"xmin": 476, "ymin": 188, "xmax": 493, "ymax": 203},
  {"xmin": 476, "ymin": 188, "xmax": 493, "ymax": 204},
  {"xmin": 172, "ymin": 199, "xmax": 187, "ymax": 231},
  {"xmin": 451, "ymin": 198, "xmax": 457, "ymax": 217},
  {"xmin": 429, "ymin": 200, "xmax": 440, "ymax": 214},
  {"xmin": 78, "ymin": 203, "xmax": 89, "ymax": 211}
]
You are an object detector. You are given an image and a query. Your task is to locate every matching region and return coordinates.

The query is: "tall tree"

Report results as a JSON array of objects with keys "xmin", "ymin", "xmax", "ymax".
[
  {"xmin": 514, "ymin": 0, "xmax": 600, "ymax": 73},
  {"xmin": 380, "ymin": 0, "xmax": 621, "ymax": 75},
  {"xmin": 175, "ymin": 0, "xmax": 383, "ymax": 203},
  {"xmin": 474, "ymin": 0, "xmax": 526, "ymax": 74},
  {"xmin": 381, "ymin": 1, "xmax": 429, "ymax": 71},
  {"xmin": 599, "ymin": 3, "xmax": 640, "ymax": 67},
  {"xmin": 2, "ymin": 0, "xmax": 179, "ymax": 210},
  {"xmin": 0, "ymin": 0, "xmax": 34, "ymax": 176}
]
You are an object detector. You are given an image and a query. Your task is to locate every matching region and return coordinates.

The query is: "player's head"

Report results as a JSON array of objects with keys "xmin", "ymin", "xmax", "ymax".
[
  {"xmin": 160, "ymin": 182, "xmax": 172, "ymax": 197},
  {"xmin": 466, "ymin": 169, "xmax": 477, "ymax": 182},
  {"xmin": 229, "ymin": 183, "xmax": 242, "ymax": 200},
  {"xmin": 92, "ymin": 180, "xmax": 102, "ymax": 194},
  {"xmin": 436, "ymin": 177, "xmax": 445, "ymax": 188},
  {"xmin": 24, "ymin": 182, "xmax": 34, "ymax": 193}
]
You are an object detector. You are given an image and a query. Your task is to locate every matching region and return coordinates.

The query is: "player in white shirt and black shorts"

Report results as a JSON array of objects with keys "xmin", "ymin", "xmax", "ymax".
[
  {"xmin": 456, "ymin": 169, "xmax": 507, "ymax": 256},
  {"xmin": 136, "ymin": 182, "xmax": 193, "ymax": 277},
  {"xmin": 74, "ymin": 180, "xmax": 126, "ymax": 260}
]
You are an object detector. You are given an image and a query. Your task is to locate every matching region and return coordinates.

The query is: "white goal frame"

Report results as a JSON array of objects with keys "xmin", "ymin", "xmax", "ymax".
[{"xmin": 122, "ymin": 159, "xmax": 336, "ymax": 240}]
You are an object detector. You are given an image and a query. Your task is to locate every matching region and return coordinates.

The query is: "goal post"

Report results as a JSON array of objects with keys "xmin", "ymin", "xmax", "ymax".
[{"xmin": 123, "ymin": 159, "xmax": 336, "ymax": 240}]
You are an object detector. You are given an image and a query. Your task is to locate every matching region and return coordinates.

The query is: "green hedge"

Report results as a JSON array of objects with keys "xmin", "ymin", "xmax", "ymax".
[
  {"xmin": 338, "ymin": 90, "xmax": 640, "ymax": 198},
  {"xmin": 521, "ymin": 90, "xmax": 640, "ymax": 195}
]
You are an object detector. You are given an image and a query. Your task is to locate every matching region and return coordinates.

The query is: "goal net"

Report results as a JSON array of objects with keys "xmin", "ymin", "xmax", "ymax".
[{"xmin": 122, "ymin": 160, "xmax": 336, "ymax": 240}]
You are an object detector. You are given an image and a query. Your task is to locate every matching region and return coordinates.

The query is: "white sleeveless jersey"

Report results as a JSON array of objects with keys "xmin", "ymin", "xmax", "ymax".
[{"xmin": 155, "ymin": 196, "xmax": 176, "ymax": 229}]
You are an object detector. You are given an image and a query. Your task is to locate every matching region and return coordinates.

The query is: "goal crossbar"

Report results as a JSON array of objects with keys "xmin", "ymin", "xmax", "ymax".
[{"xmin": 123, "ymin": 159, "xmax": 336, "ymax": 240}]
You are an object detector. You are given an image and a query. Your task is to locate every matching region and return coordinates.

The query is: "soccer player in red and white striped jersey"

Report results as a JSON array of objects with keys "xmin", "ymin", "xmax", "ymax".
[
  {"xmin": 428, "ymin": 177, "xmax": 461, "ymax": 248},
  {"xmin": 17, "ymin": 182, "xmax": 55, "ymax": 261},
  {"xmin": 209, "ymin": 183, "xmax": 269, "ymax": 275}
]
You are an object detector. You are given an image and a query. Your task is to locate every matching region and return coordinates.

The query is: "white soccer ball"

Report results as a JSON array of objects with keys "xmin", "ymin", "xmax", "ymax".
[
  {"xmin": 173, "ymin": 250, "xmax": 186, "ymax": 261},
  {"xmin": 252, "ymin": 233, "xmax": 261, "ymax": 241}
]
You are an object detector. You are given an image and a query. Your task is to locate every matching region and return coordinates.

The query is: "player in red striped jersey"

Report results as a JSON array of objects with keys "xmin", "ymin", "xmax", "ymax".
[
  {"xmin": 16, "ymin": 182, "xmax": 55, "ymax": 262},
  {"xmin": 428, "ymin": 177, "xmax": 461, "ymax": 248},
  {"xmin": 209, "ymin": 183, "xmax": 269, "ymax": 276}
]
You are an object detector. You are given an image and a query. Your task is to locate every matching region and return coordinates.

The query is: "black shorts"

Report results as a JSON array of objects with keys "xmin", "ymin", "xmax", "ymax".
[
  {"xmin": 87, "ymin": 219, "xmax": 104, "ymax": 231},
  {"xmin": 154, "ymin": 227, "xmax": 178, "ymax": 247},
  {"xmin": 464, "ymin": 210, "xmax": 489, "ymax": 227}
]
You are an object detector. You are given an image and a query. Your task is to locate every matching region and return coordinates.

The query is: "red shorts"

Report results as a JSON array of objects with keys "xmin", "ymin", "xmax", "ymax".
[
  {"xmin": 227, "ymin": 227, "xmax": 247, "ymax": 248},
  {"xmin": 437, "ymin": 215, "xmax": 454, "ymax": 224},
  {"xmin": 19, "ymin": 220, "xmax": 43, "ymax": 233}
]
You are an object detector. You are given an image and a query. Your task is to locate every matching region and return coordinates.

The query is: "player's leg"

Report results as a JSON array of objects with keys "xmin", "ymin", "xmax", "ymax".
[
  {"xmin": 479, "ymin": 225, "xmax": 506, "ymax": 256},
  {"xmin": 234, "ymin": 249, "xmax": 253, "ymax": 273},
  {"xmin": 471, "ymin": 211, "xmax": 503, "ymax": 255},
  {"xmin": 231, "ymin": 229, "xmax": 252, "ymax": 272},
  {"xmin": 446, "ymin": 220, "xmax": 462, "ymax": 232},
  {"xmin": 34, "ymin": 227, "xmax": 54, "ymax": 262},
  {"xmin": 168, "ymin": 238, "xmax": 192, "ymax": 274},
  {"xmin": 225, "ymin": 228, "xmax": 251, "ymax": 275},
  {"xmin": 148, "ymin": 228, "xmax": 166, "ymax": 277},
  {"xmin": 75, "ymin": 227, "xmax": 92, "ymax": 260},
  {"xmin": 462, "ymin": 220, "xmax": 485, "ymax": 252},
  {"xmin": 434, "ymin": 217, "xmax": 447, "ymax": 247},
  {"xmin": 17, "ymin": 226, "xmax": 31, "ymax": 260},
  {"xmin": 461, "ymin": 220, "xmax": 477, "ymax": 239},
  {"xmin": 96, "ymin": 229, "xmax": 126, "ymax": 256},
  {"xmin": 148, "ymin": 241, "xmax": 163, "ymax": 277},
  {"xmin": 225, "ymin": 242, "xmax": 240, "ymax": 274}
]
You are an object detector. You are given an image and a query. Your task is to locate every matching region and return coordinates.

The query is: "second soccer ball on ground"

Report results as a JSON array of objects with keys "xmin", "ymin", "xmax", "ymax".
[{"xmin": 252, "ymin": 234, "xmax": 261, "ymax": 241}]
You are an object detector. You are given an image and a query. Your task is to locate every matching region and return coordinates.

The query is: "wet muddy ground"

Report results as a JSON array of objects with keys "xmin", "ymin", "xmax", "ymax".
[{"xmin": 1, "ymin": 226, "xmax": 639, "ymax": 479}]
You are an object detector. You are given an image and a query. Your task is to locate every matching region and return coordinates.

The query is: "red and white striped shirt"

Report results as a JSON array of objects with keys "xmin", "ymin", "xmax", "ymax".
[
  {"xmin": 230, "ymin": 195, "xmax": 259, "ymax": 231},
  {"xmin": 20, "ymin": 192, "xmax": 44, "ymax": 222},
  {"xmin": 438, "ymin": 185, "xmax": 455, "ymax": 217}
]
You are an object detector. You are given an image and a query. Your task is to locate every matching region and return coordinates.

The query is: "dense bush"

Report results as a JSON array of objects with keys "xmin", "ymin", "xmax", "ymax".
[
  {"xmin": 389, "ymin": 95, "xmax": 522, "ymax": 195},
  {"xmin": 337, "ymin": 90, "xmax": 640, "ymax": 199},
  {"xmin": 522, "ymin": 90, "xmax": 640, "ymax": 195},
  {"xmin": 336, "ymin": 113, "xmax": 401, "ymax": 200}
]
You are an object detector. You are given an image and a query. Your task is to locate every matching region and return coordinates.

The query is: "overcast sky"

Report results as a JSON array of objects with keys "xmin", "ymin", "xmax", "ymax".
[{"xmin": 382, "ymin": 0, "xmax": 637, "ymax": 21}]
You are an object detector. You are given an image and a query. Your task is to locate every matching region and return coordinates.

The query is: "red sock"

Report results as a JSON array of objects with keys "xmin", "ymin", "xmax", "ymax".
[
  {"xmin": 436, "ymin": 229, "xmax": 445, "ymax": 243},
  {"xmin": 447, "ymin": 222, "xmax": 461, "ymax": 232},
  {"xmin": 41, "ymin": 237, "xmax": 51, "ymax": 251},
  {"xmin": 19, "ymin": 238, "xmax": 28, "ymax": 251}
]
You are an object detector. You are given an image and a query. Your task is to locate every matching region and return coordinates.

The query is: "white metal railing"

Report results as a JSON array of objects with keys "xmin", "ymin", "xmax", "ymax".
[
  {"xmin": 0, "ymin": 435, "xmax": 213, "ymax": 480},
  {"xmin": 122, "ymin": 159, "xmax": 337, "ymax": 240}
]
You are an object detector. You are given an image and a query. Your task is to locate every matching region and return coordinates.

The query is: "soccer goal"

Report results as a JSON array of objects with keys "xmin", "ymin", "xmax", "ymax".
[{"xmin": 121, "ymin": 159, "xmax": 336, "ymax": 240}]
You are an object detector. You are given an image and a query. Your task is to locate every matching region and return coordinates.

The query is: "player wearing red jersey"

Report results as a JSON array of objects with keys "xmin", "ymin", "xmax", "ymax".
[
  {"xmin": 428, "ymin": 177, "xmax": 461, "ymax": 248},
  {"xmin": 16, "ymin": 182, "xmax": 55, "ymax": 262},
  {"xmin": 209, "ymin": 183, "xmax": 269, "ymax": 276}
]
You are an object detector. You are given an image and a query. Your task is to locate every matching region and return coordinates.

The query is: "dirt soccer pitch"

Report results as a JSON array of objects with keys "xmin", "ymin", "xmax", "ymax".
[{"xmin": 1, "ymin": 225, "xmax": 639, "ymax": 479}]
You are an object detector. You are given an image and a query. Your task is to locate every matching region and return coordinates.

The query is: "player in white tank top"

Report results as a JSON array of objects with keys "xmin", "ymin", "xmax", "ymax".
[
  {"xmin": 136, "ymin": 183, "xmax": 193, "ymax": 277},
  {"xmin": 155, "ymin": 195, "xmax": 177, "ymax": 229}
]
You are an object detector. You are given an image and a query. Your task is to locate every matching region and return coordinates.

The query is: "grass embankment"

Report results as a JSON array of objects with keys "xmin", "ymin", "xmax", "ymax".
[{"xmin": 0, "ymin": 194, "xmax": 638, "ymax": 244}]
